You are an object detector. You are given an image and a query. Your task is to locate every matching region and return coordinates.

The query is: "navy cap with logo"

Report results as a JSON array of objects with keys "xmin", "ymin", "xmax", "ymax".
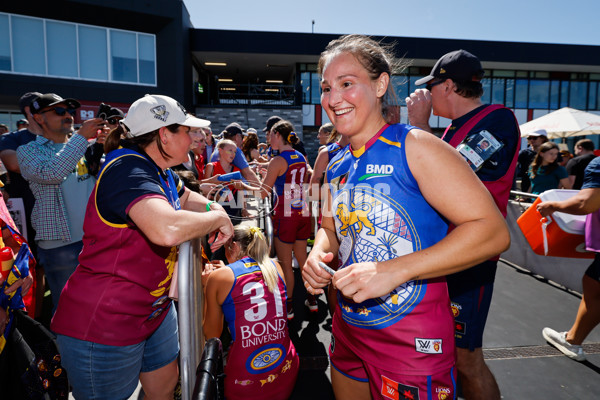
[
  {"xmin": 30, "ymin": 93, "xmax": 81, "ymax": 114},
  {"xmin": 18, "ymin": 92, "xmax": 42, "ymax": 115},
  {"xmin": 263, "ymin": 115, "xmax": 282, "ymax": 132},
  {"xmin": 16, "ymin": 119, "xmax": 28, "ymax": 126},
  {"xmin": 415, "ymin": 49, "xmax": 484, "ymax": 86}
]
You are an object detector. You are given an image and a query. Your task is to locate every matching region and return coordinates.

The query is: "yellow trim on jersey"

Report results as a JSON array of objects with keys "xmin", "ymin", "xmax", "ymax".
[
  {"xmin": 350, "ymin": 145, "xmax": 366, "ymax": 158},
  {"xmin": 327, "ymin": 148, "xmax": 350, "ymax": 171},
  {"xmin": 94, "ymin": 153, "xmax": 149, "ymax": 228},
  {"xmin": 378, "ymin": 136, "xmax": 402, "ymax": 149}
]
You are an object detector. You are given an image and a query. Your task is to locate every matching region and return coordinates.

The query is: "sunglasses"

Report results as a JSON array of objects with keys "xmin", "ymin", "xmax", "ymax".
[
  {"xmin": 107, "ymin": 118, "xmax": 122, "ymax": 125},
  {"xmin": 426, "ymin": 80, "xmax": 445, "ymax": 91},
  {"xmin": 40, "ymin": 106, "xmax": 77, "ymax": 117}
]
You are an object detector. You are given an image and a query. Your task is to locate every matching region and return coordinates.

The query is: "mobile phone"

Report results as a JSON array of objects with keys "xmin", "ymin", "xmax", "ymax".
[
  {"xmin": 96, "ymin": 103, "xmax": 112, "ymax": 120},
  {"xmin": 318, "ymin": 261, "xmax": 335, "ymax": 276}
]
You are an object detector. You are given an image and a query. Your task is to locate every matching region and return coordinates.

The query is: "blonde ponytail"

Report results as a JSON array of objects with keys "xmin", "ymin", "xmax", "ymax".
[{"xmin": 233, "ymin": 226, "xmax": 278, "ymax": 292}]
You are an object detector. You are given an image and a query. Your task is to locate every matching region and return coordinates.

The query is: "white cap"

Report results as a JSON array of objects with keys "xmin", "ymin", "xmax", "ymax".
[
  {"xmin": 121, "ymin": 94, "xmax": 210, "ymax": 138},
  {"xmin": 527, "ymin": 128, "xmax": 548, "ymax": 137}
]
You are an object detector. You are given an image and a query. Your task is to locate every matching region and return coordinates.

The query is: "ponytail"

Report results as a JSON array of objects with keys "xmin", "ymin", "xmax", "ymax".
[
  {"xmin": 287, "ymin": 131, "xmax": 299, "ymax": 145},
  {"xmin": 233, "ymin": 226, "xmax": 278, "ymax": 292},
  {"xmin": 104, "ymin": 124, "xmax": 126, "ymax": 154}
]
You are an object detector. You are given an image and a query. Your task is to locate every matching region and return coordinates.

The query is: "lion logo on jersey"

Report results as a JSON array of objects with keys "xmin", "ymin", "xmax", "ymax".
[{"xmin": 336, "ymin": 200, "xmax": 376, "ymax": 237}]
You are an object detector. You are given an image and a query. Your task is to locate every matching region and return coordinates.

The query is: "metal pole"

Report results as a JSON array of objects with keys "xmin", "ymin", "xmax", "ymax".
[{"xmin": 178, "ymin": 239, "xmax": 205, "ymax": 400}]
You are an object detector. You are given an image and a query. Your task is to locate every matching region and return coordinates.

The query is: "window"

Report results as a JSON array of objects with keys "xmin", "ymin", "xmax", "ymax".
[
  {"xmin": 569, "ymin": 81, "xmax": 587, "ymax": 110},
  {"xmin": 588, "ymin": 82, "xmax": 597, "ymax": 110},
  {"xmin": 311, "ymin": 73, "xmax": 320, "ymax": 104},
  {"xmin": 492, "ymin": 78, "xmax": 505, "ymax": 104},
  {"xmin": 47, "ymin": 21, "xmax": 77, "ymax": 77},
  {"xmin": 492, "ymin": 70, "xmax": 515, "ymax": 77},
  {"xmin": 505, "ymin": 79, "xmax": 515, "ymax": 108},
  {"xmin": 79, "ymin": 26, "xmax": 108, "ymax": 80},
  {"xmin": 111, "ymin": 30, "xmax": 137, "ymax": 82},
  {"xmin": 138, "ymin": 34, "xmax": 156, "ymax": 85},
  {"xmin": 0, "ymin": 12, "xmax": 155, "ymax": 85},
  {"xmin": 393, "ymin": 75, "xmax": 408, "ymax": 105},
  {"xmin": 528, "ymin": 80, "xmax": 549, "ymax": 109},
  {"xmin": 0, "ymin": 14, "xmax": 10, "ymax": 71},
  {"xmin": 11, "ymin": 16, "xmax": 45, "ymax": 75},
  {"xmin": 515, "ymin": 79, "xmax": 528, "ymax": 108},
  {"xmin": 550, "ymin": 81, "xmax": 560, "ymax": 109},
  {"xmin": 481, "ymin": 78, "xmax": 491, "ymax": 104},
  {"xmin": 560, "ymin": 81, "xmax": 570, "ymax": 108},
  {"xmin": 408, "ymin": 76, "xmax": 422, "ymax": 96},
  {"xmin": 300, "ymin": 72, "xmax": 311, "ymax": 104}
]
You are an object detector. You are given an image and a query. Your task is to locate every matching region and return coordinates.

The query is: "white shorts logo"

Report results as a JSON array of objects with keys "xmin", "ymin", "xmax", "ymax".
[{"xmin": 415, "ymin": 338, "xmax": 443, "ymax": 354}]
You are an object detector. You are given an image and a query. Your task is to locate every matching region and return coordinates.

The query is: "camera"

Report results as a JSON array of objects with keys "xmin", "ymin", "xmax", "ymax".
[{"xmin": 96, "ymin": 103, "xmax": 112, "ymax": 120}]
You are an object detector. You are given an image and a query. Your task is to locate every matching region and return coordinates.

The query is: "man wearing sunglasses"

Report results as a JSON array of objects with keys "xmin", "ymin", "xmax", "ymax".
[
  {"xmin": 406, "ymin": 51, "xmax": 521, "ymax": 400},
  {"xmin": 16, "ymin": 93, "xmax": 108, "ymax": 314}
]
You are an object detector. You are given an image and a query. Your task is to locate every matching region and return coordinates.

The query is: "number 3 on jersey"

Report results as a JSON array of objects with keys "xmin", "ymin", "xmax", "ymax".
[{"xmin": 242, "ymin": 281, "xmax": 285, "ymax": 322}]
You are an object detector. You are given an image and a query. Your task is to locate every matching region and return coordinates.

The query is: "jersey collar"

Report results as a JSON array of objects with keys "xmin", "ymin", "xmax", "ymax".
[{"xmin": 350, "ymin": 124, "xmax": 389, "ymax": 158}]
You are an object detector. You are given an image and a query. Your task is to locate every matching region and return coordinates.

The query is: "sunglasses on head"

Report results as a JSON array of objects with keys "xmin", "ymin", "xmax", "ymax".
[
  {"xmin": 107, "ymin": 118, "xmax": 122, "ymax": 125},
  {"xmin": 426, "ymin": 80, "xmax": 445, "ymax": 91},
  {"xmin": 40, "ymin": 106, "xmax": 77, "ymax": 117}
]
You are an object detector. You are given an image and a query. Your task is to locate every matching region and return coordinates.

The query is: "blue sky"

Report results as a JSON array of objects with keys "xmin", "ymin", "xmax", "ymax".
[{"xmin": 183, "ymin": 0, "xmax": 600, "ymax": 46}]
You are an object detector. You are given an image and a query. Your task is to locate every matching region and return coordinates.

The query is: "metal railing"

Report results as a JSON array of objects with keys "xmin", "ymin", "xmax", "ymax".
[
  {"xmin": 178, "ymin": 238, "xmax": 206, "ymax": 400},
  {"xmin": 509, "ymin": 190, "xmax": 539, "ymax": 201},
  {"xmin": 257, "ymin": 197, "xmax": 274, "ymax": 256}
]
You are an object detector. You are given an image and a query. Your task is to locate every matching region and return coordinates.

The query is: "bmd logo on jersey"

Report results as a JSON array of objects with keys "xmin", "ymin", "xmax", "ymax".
[
  {"xmin": 359, "ymin": 164, "xmax": 394, "ymax": 181},
  {"xmin": 415, "ymin": 338, "xmax": 442, "ymax": 354}
]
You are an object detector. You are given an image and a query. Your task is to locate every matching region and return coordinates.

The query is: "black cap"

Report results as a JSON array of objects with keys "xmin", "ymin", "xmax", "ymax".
[
  {"xmin": 16, "ymin": 119, "xmax": 28, "ymax": 126},
  {"xmin": 263, "ymin": 115, "xmax": 282, "ymax": 132},
  {"xmin": 107, "ymin": 107, "xmax": 125, "ymax": 119},
  {"xmin": 30, "ymin": 93, "xmax": 81, "ymax": 114},
  {"xmin": 415, "ymin": 50, "xmax": 484, "ymax": 86},
  {"xmin": 19, "ymin": 92, "xmax": 42, "ymax": 115},
  {"xmin": 223, "ymin": 122, "xmax": 244, "ymax": 138}
]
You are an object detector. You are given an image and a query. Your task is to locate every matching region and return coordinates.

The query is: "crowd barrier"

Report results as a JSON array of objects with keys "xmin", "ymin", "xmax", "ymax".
[
  {"xmin": 178, "ymin": 238, "xmax": 216, "ymax": 400},
  {"xmin": 258, "ymin": 197, "xmax": 274, "ymax": 256},
  {"xmin": 178, "ymin": 199, "xmax": 272, "ymax": 400},
  {"xmin": 502, "ymin": 191, "xmax": 590, "ymax": 293}
]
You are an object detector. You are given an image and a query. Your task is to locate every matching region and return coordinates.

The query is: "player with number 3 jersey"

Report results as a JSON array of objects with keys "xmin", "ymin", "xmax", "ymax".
[{"xmin": 203, "ymin": 225, "xmax": 299, "ymax": 400}]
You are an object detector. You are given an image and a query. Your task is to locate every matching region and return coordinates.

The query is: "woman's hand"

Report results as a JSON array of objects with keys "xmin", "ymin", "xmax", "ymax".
[
  {"xmin": 333, "ymin": 261, "xmax": 401, "ymax": 304},
  {"xmin": 208, "ymin": 210, "xmax": 234, "ymax": 252},
  {"xmin": 302, "ymin": 251, "xmax": 335, "ymax": 295},
  {"xmin": 201, "ymin": 262, "xmax": 217, "ymax": 287}
]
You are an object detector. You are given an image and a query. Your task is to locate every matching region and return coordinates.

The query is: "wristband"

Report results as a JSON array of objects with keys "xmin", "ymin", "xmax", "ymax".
[{"xmin": 206, "ymin": 201, "xmax": 214, "ymax": 212}]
